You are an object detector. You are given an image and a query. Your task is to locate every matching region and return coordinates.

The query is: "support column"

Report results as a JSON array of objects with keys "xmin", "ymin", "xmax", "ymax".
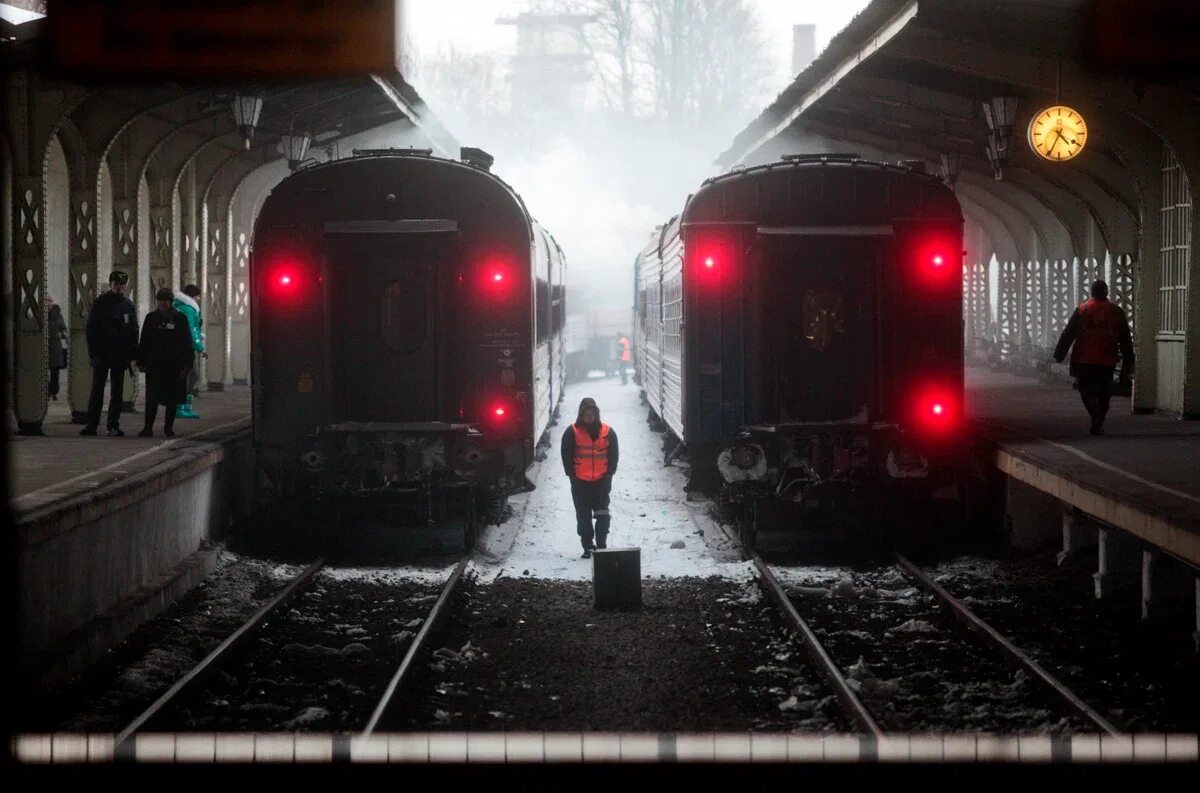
[
  {"xmin": 229, "ymin": 226, "xmax": 250, "ymax": 385},
  {"xmin": 11, "ymin": 175, "xmax": 48, "ymax": 434},
  {"xmin": 204, "ymin": 212, "xmax": 228, "ymax": 389},
  {"xmin": 179, "ymin": 161, "xmax": 198, "ymax": 288},
  {"xmin": 1056, "ymin": 509, "xmax": 1097, "ymax": 566},
  {"xmin": 1194, "ymin": 577, "xmax": 1200, "ymax": 653},
  {"xmin": 1094, "ymin": 527, "xmax": 1140, "ymax": 600},
  {"xmin": 148, "ymin": 185, "xmax": 173, "ymax": 298},
  {"xmin": 66, "ymin": 185, "xmax": 100, "ymax": 423},
  {"xmin": 1140, "ymin": 550, "xmax": 1194, "ymax": 623}
]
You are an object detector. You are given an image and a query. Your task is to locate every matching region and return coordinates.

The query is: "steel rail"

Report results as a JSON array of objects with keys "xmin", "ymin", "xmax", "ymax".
[
  {"xmin": 362, "ymin": 555, "xmax": 471, "ymax": 736},
  {"xmin": 115, "ymin": 557, "xmax": 326, "ymax": 746},
  {"xmin": 714, "ymin": 520, "xmax": 883, "ymax": 736},
  {"xmin": 894, "ymin": 552, "xmax": 1122, "ymax": 736}
]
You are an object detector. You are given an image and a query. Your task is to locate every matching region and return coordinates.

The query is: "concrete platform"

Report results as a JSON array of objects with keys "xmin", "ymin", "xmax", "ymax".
[
  {"xmin": 967, "ymin": 366, "xmax": 1200, "ymax": 568},
  {"xmin": 8, "ymin": 387, "xmax": 255, "ymax": 689}
]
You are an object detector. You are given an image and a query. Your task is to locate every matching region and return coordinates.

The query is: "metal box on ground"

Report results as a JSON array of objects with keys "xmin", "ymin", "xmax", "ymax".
[{"xmin": 592, "ymin": 548, "xmax": 641, "ymax": 609}]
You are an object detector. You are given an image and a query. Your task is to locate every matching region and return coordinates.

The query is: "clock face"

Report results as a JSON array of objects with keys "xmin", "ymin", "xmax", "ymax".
[{"xmin": 1028, "ymin": 105, "xmax": 1088, "ymax": 161}]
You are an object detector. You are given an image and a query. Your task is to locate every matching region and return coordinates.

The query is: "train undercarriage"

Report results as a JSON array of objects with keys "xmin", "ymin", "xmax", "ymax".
[
  {"xmin": 695, "ymin": 422, "xmax": 963, "ymax": 547},
  {"xmin": 259, "ymin": 422, "xmax": 527, "ymax": 548}
]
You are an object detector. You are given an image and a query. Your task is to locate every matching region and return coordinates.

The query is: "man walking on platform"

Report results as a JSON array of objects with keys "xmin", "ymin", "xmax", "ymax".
[
  {"xmin": 562, "ymin": 397, "xmax": 620, "ymax": 558},
  {"xmin": 1053, "ymin": 280, "xmax": 1134, "ymax": 435},
  {"xmin": 136, "ymin": 288, "xmax": 194, "ymax": 437},
  {"xmin": 81, "ymin": 271, "xmax": 138, "ymax": 436}
]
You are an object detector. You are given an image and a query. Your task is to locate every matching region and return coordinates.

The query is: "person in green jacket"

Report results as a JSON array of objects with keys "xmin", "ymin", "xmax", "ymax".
[{"xmin": 172, "ymin": 283, "xmax": 207, "ymax": 419}]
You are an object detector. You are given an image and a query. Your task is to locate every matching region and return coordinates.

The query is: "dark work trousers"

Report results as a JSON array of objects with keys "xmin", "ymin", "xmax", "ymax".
[
  {"xmin": 1075, "ymin": 363, "xmax": 1115, "ymax": 429},
  {"xmin": 571, "ymin": 477, "xmax": 611, "ymax": 550},
  {"xmin": 142, "ymin": 376, "xmax": 178, "ymax": 433},
  {"xmin": 86, "ymin": 365, "xmax": 126, "ymax": 430},
  {"xmin": 48, "ymin": 367, "xmax": 61, "ymax": 398}
]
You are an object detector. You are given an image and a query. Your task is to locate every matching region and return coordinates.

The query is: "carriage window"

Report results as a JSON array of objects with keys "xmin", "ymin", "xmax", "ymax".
[
  {"xmin": 551, "ymin": 284, "xmax": 565, "ymax": 334},
  {"xmin": 380, "ymin": 280, "xmax": 427, "ymax": 353},
  {"xmin": 536, "ymin": 276, "xmax": 550, "ymax": 343}
]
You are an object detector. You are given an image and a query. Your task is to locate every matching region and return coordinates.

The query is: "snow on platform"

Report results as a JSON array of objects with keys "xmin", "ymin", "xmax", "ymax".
[{"xmin": 473, "ymin": 376, "xmax": 755, "ymax": 583}]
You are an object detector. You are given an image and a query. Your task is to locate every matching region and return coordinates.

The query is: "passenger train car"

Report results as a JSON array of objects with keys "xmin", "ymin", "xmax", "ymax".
[
  {"xmin": 251, "ymin": 148, "xmax": 566, "ymax": 544},
  {"xmin": 635, "ymin": 154, "xmax": 965, "ymax": 543}
]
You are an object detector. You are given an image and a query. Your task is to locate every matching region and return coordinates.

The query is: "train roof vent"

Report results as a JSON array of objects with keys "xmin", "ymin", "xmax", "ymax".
[
  {"xmin": 351, "ymin": 147, "xmax": 433, "ymax": 157},
  {"xmin": 898, "ymin": 159, "xmax": 928, "ymax": 174},
  {"xmin": 460, "ymin": 147, "xmax": 495, "ymax": 171},
  {"xmin": 781, "ymin": 152, "xmax": 861, "ymax": 163}
]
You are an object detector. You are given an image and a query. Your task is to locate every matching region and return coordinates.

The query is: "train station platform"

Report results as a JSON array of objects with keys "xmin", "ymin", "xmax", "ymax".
[
  {"xmin": 8, "ymin": 388, "xmax": 255, "ymax": 690},
  {"xmin": 966, "ymin": 365, "xmax": 1200, "ymax": 589}
]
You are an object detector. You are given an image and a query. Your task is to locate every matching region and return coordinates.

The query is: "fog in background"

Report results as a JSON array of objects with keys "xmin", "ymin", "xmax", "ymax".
[{"xmin": 405, "ymin": 0, "xmax": 870, "ymax": 329}]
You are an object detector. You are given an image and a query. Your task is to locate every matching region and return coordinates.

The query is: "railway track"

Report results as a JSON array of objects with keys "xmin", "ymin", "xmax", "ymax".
[
  {"xmin": 113, "ymin": 555, "xmax": 470, "ymax": 746},
  {"xmin": 720, "ymin": 522, "xmax": 1120, "ymax": 735}
]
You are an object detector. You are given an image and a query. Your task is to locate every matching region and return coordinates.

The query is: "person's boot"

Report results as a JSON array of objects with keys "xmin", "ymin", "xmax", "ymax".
[
  {"xmin": 79, "ymin": 425, "xmax": 97, "ymax": 436},
  {"xmin": 596, "ymin": 534, "xmax": 608, "ymax": 550},
  {"xmin": 176, "ymin": 395, "xmax": 199, "ymax": 419},
  {"xmin": 139, "ymin": 426, "xmax": 153, "ymax": 438}
]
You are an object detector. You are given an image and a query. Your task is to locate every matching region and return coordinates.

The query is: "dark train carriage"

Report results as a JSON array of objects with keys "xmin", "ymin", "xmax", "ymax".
[
  {"xmin": 251, "ymin": 149, "xmax": 566, "ymax": 540},
  {"xmin": 636, "ymin": 154, "xmax": 965, "ymax": 542}
]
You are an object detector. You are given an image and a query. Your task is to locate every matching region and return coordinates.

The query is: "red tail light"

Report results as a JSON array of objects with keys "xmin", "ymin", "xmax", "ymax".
[
  {"xmin": 909, "ymin": 235, "xmax": 959, "ymax": 288},
  {"xmin": 481, "ymin": 399, "xmax": 517, "ymax": 435},
  {"xmin": 481, "ymin": 257, "xmax": 514, "ymax": 299},
  {"xmin": 912, "ymin": 386, "xmax": 959, "ymax": 434},
  {"xmin": 267, "ymin": 261, "xmax": 309, "ymax": 301},
  {"xmin": 691, "ymin": 239, "xmax": 728, "ymax": 284}
]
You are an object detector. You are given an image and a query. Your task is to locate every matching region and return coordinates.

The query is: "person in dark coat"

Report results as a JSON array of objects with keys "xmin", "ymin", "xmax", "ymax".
[
  {"xmin": 135, "ymin": 288, "xmax": 195, "ymax": 437},
  {"xmin": 1053, "ymin": 280, "xmax": 1134, "ymax": 435},
  {"xmin": 46, "ymin": 295, "xmax": 68, "ymax": 400},
  {"xmin": 561, "ymin": 397, "xmax": 620, "ymax": 558},
  {"xmin": 81, "ymin": 271, "xmax": 138, "ymax": 436}
]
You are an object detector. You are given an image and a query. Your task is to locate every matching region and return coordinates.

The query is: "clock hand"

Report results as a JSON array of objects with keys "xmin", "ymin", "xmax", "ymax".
[{"xmin": 1048, "ymin": 130, "xmax": 1062, "ymax": 152}]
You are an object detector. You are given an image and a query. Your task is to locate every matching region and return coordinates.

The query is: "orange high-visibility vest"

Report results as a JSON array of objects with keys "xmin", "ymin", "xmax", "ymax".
[
  {"xmin": 573, "ymin": 423, "xmax": 611, "ymax": 481},
  {"xmin": 1071, "ymin": 299, "xmax": 1121, "ymax": 366},
  {"xmin": 618, "ymin": 337, "xmax": 631, "ymax": 362}
]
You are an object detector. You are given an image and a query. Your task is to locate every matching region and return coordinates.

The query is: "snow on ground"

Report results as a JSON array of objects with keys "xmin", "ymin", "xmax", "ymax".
[
  {"xmin": 473, "ymin": 376, "xmax": 756, "ymax": 583},
  {"xmin": 319, "ymin": 563, "xmax": 459, "ymax": 586}
]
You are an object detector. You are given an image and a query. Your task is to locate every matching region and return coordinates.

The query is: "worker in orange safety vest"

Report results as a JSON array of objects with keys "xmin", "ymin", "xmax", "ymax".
[
  {"xmin": 616, "ymin": 334, "xmax": 631, "ymax": 384},
  {"xmin": 1053, "ymin": 280, "xmax": 1134, "ymax": 435},
  {"xmin": 561, "ymin": 397, "xmax": 620, "ymax": 558}
]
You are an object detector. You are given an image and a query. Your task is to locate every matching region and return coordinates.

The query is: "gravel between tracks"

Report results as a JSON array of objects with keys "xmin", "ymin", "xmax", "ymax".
[
  {"xmin": 780, "ymin": 565, "xmax": 1083, "ymax": 733},
  {"xmin": 925, "ymin": 552, "xmax": 1200, "ymax": 732},
  {"xmin": 395, "ymin": 575, "xmax": 846, "ymax": 732}
]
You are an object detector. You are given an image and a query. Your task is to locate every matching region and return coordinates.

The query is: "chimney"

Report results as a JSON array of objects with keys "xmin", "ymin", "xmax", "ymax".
[{"xmin": 792, "ymin": 24, "xmax": 816, "ymax": 75}]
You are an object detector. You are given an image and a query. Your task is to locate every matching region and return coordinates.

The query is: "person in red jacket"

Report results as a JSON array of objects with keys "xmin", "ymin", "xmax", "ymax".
[
  {"xmin": 561, "ymin": 397, "xmax": 620, "ymax": 558},
  {"xmin": 1053, "ymin": 280, "xmax": 1134, "ymax": 435}
]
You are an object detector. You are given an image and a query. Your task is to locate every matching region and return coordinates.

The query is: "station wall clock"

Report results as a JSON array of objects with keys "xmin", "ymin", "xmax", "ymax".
[{"xmin": 1028, "ymin": 105, "xmax": 1088, "ymax": 161}]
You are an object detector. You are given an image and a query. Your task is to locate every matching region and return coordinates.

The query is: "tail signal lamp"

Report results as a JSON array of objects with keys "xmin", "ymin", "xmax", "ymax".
[
  {"xmin": 480, "ymin": 256, "xmax": 515, "ymax": 299},
  {"xmin": 909, "ymin": 234, "xmax": 960, "ymax": 288},
  {"xmin": 266, "ymin": 258, "xmax": 313, "ymax": 303},
  {"xmin": 911, "ymin": 385, "xmax": 960, "ymax": 436}
]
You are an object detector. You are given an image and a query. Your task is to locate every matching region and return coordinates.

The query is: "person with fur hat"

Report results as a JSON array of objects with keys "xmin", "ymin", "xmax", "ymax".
[
  {"xmin": 561, "ymin": 397, "xmax": 620, "ymax": 558},
  {"xmin": 135, "ymin": 288, "xmax": 194, "ymax": 437},
  {"xmin": 172, "ymin": 283, "xmax": 207, "ymax": 419}
]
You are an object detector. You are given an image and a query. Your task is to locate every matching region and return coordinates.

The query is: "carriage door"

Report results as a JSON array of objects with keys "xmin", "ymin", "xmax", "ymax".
[
  {"xmin": 325, "ymin": 220, "xmax": 458, "ymax": 422},
  {"xmin": 757, "ymin": 228, "xmax": 884, "ymax": 423}
]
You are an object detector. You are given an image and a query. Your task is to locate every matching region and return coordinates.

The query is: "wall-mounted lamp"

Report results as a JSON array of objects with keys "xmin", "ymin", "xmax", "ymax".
[
  {"xmin": 231, "ymin": 94, "xmax": 264, "ymax": 151},
  {"xmin": 939, "ymin": 153, "xmax": 961, "ymax": 187},
  {"xmin": 984, "ymin": 136, "xmax": 1004, "ymax": 180},
  {"xmin": 280, "ymin": 130, "xmax": 312, "ymax": 171},
  {"xmin": 981, "ymin": 95, "xmax": 1018, "ymax": 152}
]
